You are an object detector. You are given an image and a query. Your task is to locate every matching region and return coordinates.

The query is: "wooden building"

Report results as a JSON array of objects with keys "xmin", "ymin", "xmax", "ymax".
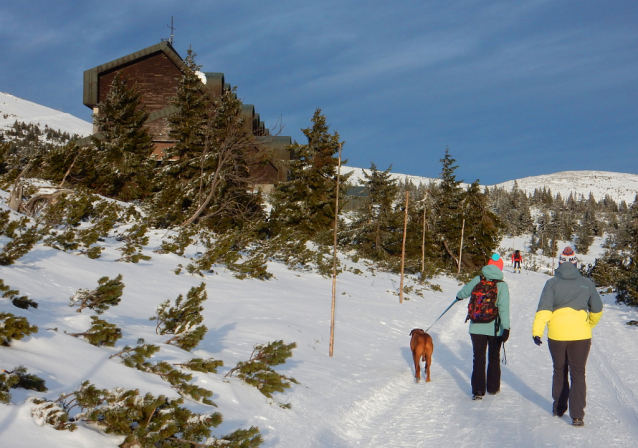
[{"xmin": 79, "ymin": 41, "xmax": 290, "ymax": 185}]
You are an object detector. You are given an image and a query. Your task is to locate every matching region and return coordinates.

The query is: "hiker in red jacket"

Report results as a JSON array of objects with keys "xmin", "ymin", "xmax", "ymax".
[{"xmin": 511, "ymin": 250, "xmax": 522, "ymax": 274}]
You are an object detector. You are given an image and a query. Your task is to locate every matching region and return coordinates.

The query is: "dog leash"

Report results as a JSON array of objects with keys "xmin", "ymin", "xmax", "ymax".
[{"xmin": 425, "ymin": 299, "xmax": 460, "ymax": 333}]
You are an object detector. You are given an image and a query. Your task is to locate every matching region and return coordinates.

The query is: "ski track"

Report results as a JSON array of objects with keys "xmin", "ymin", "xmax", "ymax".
[{"xmin": 320, "ymin": 268, "xmax": 638, "ymax": 447}]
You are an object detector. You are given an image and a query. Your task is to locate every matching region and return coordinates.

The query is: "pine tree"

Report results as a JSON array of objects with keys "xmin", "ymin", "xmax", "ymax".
[
  {"xmin": 225, "ymin": 340, "xmax": 298, "ymax": 399},
  {"xmin": 1, "ymin": 366, "xmax": 47, "ymax": 404},
  {"xmin": 91, "ymin": 73, "xmax": 155, "ymax": 200},
  {"xmin": 66, "ymin": 316, "xmax": 123, "ymax": 347},
  {"xmin": 115, "ymin": 223, "xmax": 151, "ymax": 263},
  {"xmin": 151, "ymin": 282, "xmax": 208, "ymax": 351},
  {"xmin": 109, "ymin": 339, "xmax": 161, "ymax": 368},
  {"xmin": 69, "ymin": 274, "xmax": 124, "ymax": 314},
  {"xmin": 0, "ymin": 312, "xmax": 38, "ymax": 346},
  {"xmin": 0, "ymin": 226, "xmax": 40, "ymax": 266},
  {"xmin": 172, "ymin": 357, "xmax": 224, "ymax": 374},
  {"xmin": 31, "ymin": 381, "xmax": 264, "ymax": 447},
  {"xmin": 0, "ymin": 278, "xmax": 38, "ymax": 309}
]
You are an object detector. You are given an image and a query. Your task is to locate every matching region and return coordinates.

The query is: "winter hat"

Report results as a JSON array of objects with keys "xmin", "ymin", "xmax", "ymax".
[
  {"xmin": 559, "ymin": 246, "xmax": 578, "ymax": 265},
  {"xmin": 487, "ymin": 253, "xmax": 504, "ymax": 271}
]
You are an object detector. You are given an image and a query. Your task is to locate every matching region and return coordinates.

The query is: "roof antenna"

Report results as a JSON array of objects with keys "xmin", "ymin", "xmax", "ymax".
[{"xmin": 167, "ymin": 16, "xmax": 175, "ymax": 45}]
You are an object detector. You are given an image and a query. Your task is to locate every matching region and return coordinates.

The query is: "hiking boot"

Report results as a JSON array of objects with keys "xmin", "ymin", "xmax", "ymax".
[
  {"xmin": 553, "ymin": 410, "xmax": 565, "ymax": 417},
  {"xmin": 472, "ymin": 394, "xmax": 483, "ymax": 400},
  {"xmin": 572, "ymin": 418, "xmax": 584, "ymax": 427}
]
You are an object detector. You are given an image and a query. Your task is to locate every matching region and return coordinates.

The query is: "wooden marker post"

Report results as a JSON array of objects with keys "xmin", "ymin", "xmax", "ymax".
[
  {"xmin": 329, "ymin": 143, "xmax": 342, "ymax": 357},
  {"xmin": 400, "ymin": 191, "xmax": 409, "ymax": 304},
  {"xmin": 457, "ymin": 218, "xmax": 465, "ymax": 275}
]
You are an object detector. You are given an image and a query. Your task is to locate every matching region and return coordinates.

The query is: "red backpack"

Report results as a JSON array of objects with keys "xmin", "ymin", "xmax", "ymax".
[{"xmin": 465, "ymin": 275, "xmax": 501, "ymax": 324}]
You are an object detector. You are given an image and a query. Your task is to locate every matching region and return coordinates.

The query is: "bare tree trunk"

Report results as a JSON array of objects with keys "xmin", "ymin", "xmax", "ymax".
[
  {"xmin": 59, "ymin": 153, "xmax": 80, "ymax": 188},
  {"xmin": 400, "ymin": 191, "xmax": 409, "ymax": 304},
  {"xmin": 329, "ymin": 143, "xmax": 342, "ymax": 357}
]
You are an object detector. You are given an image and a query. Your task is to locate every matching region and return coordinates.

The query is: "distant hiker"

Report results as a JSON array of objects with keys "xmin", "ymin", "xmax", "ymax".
[
  {"xmin": 532, "ymin": 246, "xmax": 603, "ymax": 427},
  {"xmin": 511, "ymin": 250, "xmax": 523, "ymax": 273},
  {"xmin": 455, "ymin": 253, "xmax": 510, "ymax": 400}
]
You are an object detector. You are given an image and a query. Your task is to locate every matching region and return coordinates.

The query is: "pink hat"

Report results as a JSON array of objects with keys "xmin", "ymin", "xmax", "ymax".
[{"xmin": 487, "ymin": 253, "xmax": 503, "ymax": 271}]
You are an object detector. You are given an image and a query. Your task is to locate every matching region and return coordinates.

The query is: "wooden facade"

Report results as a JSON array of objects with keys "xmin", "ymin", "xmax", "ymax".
[{"xmin": 81, "ymin": 41, "xmax": 290, "ymax": 184}]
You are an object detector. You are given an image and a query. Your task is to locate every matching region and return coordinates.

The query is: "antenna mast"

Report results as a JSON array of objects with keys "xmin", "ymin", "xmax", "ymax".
[{"xmin": 167, "ymin": 16, "xmax": 175, "ymax": 45}]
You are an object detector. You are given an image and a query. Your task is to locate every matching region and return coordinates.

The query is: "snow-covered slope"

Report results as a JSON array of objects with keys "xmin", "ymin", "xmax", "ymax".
[
  {"xmin": 1, "ymin": 191, "xmax": 637, "ymax": 447},
  {"xmin": 0, "ymin": 92, "xmax": 92, "ymax": 137},
  {"xmin": 343, "ymin": 166, "xmax": 638, "ymax": 205},
  {"xmin": 495, "ymin": 171, "xmax": 638, "ymax": 205}
]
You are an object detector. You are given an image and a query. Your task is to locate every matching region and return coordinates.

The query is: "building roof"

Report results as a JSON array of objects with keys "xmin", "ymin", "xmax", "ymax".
[{"xmin": 83, "ymin": 41, "xmax": 185, "ymax": 109}]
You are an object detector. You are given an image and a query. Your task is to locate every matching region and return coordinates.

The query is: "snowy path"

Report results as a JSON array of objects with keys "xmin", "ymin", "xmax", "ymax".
[
  {"xmin": 2, "ymin": 239, "xmax": 638, "ymax": 447},
  {"xmin": 264, "ymin": 268, "xmax": 638, "ymax": 447}
]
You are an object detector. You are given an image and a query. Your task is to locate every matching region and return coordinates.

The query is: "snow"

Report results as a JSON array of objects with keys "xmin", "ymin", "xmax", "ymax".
[
  {"xmin": 1, "ymin": 193, "xmax": 637, "ymax": 447},
  {"xmin": 0, "ymin": 92, "xmax": 92, "ymax": 137},
  {"xmin": 0, "ymin": 92, "xmax": 637, "ymax": 446},
  {"xmin": 342, "ymin": 166, "xmax": 638, "ymax": 205}
]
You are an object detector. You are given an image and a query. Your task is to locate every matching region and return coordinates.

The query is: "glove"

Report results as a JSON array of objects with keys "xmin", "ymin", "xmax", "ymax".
[
  {"xmin": 500, "ymin": 329, "xmax": 510, "ymax": 343},
  {"xmin": 533, "ymin": 336, "xmax": 542, "ymax": 346},
  {"xmin": 455, "ymin": 296, "xmax": 463, "ymax": 301}
]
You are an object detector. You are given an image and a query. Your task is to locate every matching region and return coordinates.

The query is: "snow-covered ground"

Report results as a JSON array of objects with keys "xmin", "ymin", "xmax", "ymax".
[
  {"xmin": 1, "ymin": 91, "xmax": 637, "ymax": 446},
  {"xmin": 1, "ymin": 193, "xmax": 637, "ymax": 447}
]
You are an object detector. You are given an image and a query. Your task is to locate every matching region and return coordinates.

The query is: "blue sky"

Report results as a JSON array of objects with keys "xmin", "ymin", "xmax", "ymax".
[{"xmin": 1, "ymin": 0, "xmax": 636, "ymax": 185}]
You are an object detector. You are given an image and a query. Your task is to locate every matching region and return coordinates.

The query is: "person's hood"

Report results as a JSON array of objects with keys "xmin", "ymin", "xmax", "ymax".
[
  {"xmin": 555, "ymin": 261, "xmax": 581, "ymax": 280},
  {"xmin": 481, "ymin": 264, "xmax": 504, "ymax": 281}
]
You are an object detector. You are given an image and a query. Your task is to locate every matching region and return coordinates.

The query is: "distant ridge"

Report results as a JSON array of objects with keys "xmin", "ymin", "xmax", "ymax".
[
  {"xmin": 2, "ymin": 92, "xmax": 636, "ymax": 205},
  {"xmin": 0, "ymin": 91, "xmax": 92, "ymax": 137},
  {"xmin": 494, "ymin": 171, "xmax": 638, "ymax": 204},
  {"xmin": 342, "ymin": 166, "xmax": 638, "ymax": 204}
]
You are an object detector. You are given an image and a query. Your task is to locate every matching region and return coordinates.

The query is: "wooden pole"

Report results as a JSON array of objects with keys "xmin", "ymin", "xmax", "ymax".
[
  {"xmin": 421, "ymin": 205, "xmax": 426, "ymax": 282},
  {"xmin": 400, "ymin": 191, "xmax": 409, "ymax": 304},
  {"xmin": 457, "ymin": 218, "xmax": 465, "ymax": 275},
  {"xmin": 329, "ymin": 143, "xmax": 342, "ymax": 357}
]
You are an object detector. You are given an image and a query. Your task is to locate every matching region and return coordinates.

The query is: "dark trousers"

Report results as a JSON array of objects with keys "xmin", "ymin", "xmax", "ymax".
[
  {"xmin": 470, "ymin": 334, "xmax": 502, "ymax": 395},
  {"xmin": 548, "ymin": 339, "xmax": 591, "ymax": 419},
  {"xmin": 513, "ymin": 261, "xmax": 521, "ymax": 269}
]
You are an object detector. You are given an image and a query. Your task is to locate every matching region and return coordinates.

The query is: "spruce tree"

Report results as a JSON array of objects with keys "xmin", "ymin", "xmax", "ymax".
[
  {"xmin": 347, "ymin": 163, "xmax": 400, "ymax": 261},
  {"xmin": 429, "ymin": 148, "xmax": 468, "ymax": 271},
  {"xmin": 460, "ymin": 181, "xmax": 503, "ymax": 269},
  {"xmin": 269, "ymin": 108, "xmax": 348, "ymax": 241},
  {"xmin": 91, "ymin": 73, "xmax": 155, "ymax": 200},
  {"xmin": 150, "ymin": 49, "xmax": 263, "ymax": 231}
]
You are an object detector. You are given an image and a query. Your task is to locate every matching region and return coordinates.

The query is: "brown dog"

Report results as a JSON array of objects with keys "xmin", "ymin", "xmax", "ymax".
[{"xmin": 409, "ymin": 329, "xmax": 433, "ymax": 383}]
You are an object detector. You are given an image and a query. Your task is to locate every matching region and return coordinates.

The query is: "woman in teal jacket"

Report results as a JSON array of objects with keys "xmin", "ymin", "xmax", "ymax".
[{"xmin": 456, "ymin": 254, "xmax": 511, "ymax": 400}]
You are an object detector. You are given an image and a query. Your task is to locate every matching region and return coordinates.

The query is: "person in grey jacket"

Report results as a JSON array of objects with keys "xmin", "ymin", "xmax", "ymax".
[
  {"xmin": 532, "ymin": 247, "xmax": 603, "ymax": 427},
  {"xmin": 456, "ymin": 254, "xmax": 511, "ymax": 400}
]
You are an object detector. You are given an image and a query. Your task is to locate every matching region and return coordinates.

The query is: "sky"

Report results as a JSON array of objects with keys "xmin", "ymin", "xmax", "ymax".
[{"xmin": 1, "ymin": 0, "xmax": 637, "ymax": 185}]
